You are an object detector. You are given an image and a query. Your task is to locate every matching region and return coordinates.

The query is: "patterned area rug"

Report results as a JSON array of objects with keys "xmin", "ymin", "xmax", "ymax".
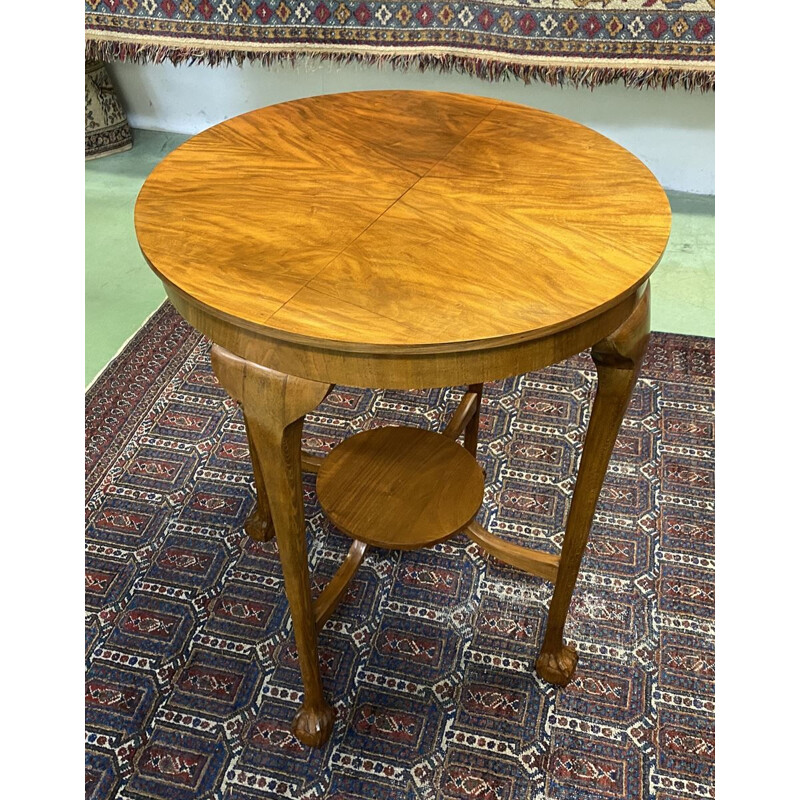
[
  {"xmin": 85, "ymin": 302, "xmax": 715, "ymax": 800},
  {"xmin": 85, "ymin": 60, "xmax": 133, "ymax": 160},
  {"xmin": 85, "ymin": 1, "xmax": 714, "ymax": 91}
]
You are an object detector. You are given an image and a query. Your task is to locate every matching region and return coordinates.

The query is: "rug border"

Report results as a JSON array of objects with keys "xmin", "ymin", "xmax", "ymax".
[
  {"xmin": 85, "ymin": 301, "xmax": 204, "ymax": 495},
  {"xmin": 86, "ymin": 300, "xmax": 171, "ymax": 396}
]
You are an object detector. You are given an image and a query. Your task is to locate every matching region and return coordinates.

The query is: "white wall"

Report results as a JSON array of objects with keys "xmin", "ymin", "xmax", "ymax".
[{"xmin": 108, "ymin": 59, "xmax": 714, "ymax": 195}]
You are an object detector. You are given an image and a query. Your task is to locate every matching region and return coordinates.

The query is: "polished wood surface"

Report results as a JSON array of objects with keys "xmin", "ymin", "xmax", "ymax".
[
  {"xmin": 136, "ymin": 91, "xmax": 670, "ymax": 359},
  {"xmin": 535, "ymin": 285, "xmax": 651, "ymax": 686},
  {"xmin": 169, "ymin": 283, "xmax": 642, "ymax": 390},
  {"xmin": 465, "ymin": 520, "xmax": 560, "ymax": 584},
  {"xmin": 241, "ymin": 448, "xmax": 321, "ymax": 541},
  {"xmin": 463, "ymin": 383, "xmax": 483, "ymax": 457},
  {"xmin": 136, "ymin": 93, "xmax": 671, "ymax": 748},
  {"xmin": 442, "ymin": 388, "xmax": 480, "ymax": 443},
  {"xmin": 242, "ymin": 419, "xmax": 275, "ymax": 542},
  {"xmin": 210, "ymin": 345, "xmax": 336, "ymax": 747},
  {"xmin": 316, "ymin": 426, "xmax": 485, "ymax": 549},
  {"xmin": 314, "ymin": 539, "xmax": 368, "ymax": 632},
  {"xmin": 300, "ymin": 452, "xmax": 323, "ymax": 473}
]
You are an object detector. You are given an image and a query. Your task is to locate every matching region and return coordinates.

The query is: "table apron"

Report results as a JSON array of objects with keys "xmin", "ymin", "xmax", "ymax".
[{"xmin": 165, "ymin": 285, "xmax": 643, "ymax": 390}]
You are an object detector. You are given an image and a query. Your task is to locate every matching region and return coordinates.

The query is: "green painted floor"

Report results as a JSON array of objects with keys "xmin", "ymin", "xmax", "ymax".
[{"xmin": 85, "ymin": 130, "xmax": 715, "ymax": 387}]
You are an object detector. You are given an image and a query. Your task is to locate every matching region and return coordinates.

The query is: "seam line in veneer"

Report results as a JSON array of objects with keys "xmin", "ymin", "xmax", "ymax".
[{"xmin": 262, "ymin": 101, "xmax": 502, "ymax": 324}]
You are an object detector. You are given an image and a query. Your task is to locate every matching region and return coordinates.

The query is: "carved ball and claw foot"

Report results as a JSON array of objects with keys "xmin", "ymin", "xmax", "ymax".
[
  {"xmin": 292, "ymin": 702, "xmax": 337, "ymax": 748},
  {"xmin": 535, "ymin": 644, "xmax": 578, "ymax": 686},
  {"xmin": 243, "ymin": 507, "xmax": 275, "ymax": 542}
]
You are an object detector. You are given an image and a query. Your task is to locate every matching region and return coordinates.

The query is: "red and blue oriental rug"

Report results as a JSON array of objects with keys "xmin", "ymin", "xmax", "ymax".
[
  {"xmin": 85, "ymin": 302, "xmax": 715, "ymax": 800},
  {"xmin": 85, "ymin": 1, "xmax": 714, "ymax": 91}
]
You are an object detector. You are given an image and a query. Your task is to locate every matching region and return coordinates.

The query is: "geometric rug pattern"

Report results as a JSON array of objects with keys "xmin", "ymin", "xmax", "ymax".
[
  {"xmin": 85, "ymin": 2, "xmax": 714, "ymax": 91},
  {"xmin": 86, "ymin": 302, "xmax": 714, "ymax": 799}
]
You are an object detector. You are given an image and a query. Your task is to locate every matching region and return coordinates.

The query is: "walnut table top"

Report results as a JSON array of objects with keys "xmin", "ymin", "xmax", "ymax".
[{"xmin": 135, "ymin": 90, "xmax": 670, "ymax": 389}]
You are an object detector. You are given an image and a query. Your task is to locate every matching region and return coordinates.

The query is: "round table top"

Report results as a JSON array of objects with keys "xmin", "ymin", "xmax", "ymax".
[{"xmin": 135, "ymin": 91, "xmax": 670, "ymax": 355}]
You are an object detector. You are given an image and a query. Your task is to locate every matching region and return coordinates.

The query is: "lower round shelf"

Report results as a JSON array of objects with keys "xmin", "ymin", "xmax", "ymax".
[{"xmin": 316, "ymin": 425, "xmax": 485, "ymax": 550}]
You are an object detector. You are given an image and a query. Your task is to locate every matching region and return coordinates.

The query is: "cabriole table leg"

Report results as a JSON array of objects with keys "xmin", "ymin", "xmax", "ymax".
[
  {"xmin": 210, "ymin": 346, "xmax": 336, "ymax": 747},
  {"xmin": 536, "ymin": 285, "xmax": 651, "ymax": 686},
  {"xmin": 242, "ymin": 418, "xmax": 276, "ymax": 542},
  {"xmin": 463, "ymin": 383, "xmax": 483, "ymax": 457}
]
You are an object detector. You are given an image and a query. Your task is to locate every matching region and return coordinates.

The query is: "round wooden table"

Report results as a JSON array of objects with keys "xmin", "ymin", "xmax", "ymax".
[{"xmin": 135, "ymin": 91, "xmax": 671, "ymax": 747}]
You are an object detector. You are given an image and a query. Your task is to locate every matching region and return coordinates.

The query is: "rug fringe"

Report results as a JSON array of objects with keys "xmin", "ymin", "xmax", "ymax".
[{"xmin": 85, "ymin": 39, "xmax": 715, "ymax": 92}]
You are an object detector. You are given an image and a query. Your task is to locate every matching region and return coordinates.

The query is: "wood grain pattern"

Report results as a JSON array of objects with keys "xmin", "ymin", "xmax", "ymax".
[
  {"xmin": 464, "ymin": 520, "xmax": 560, "ymax": 584},
  {"xmin": 535, "ymin": 285, "xmax": 651, "ymax": 687},
  {"xmin": 135, "ymin": 95, "xmax": 670, "ymax": 740},
  {"xmin": 316, "ymin": 426, "xmax": 485, "ymax": 550},
  {"xmin": 164, "ymin": 279, "xmax": 643, "ymax": 390},
  {"xmin": 136, "ymin": 91, "xmax": 670, "ymax": 356},
  {"xmin": 442, "ymin": 389, "xmax": 479, "ymax": 442},
  {"xmin": 463, "ymin": 383, "xmax": 483, "ymax": 457},
  {"xmin": 209, "ymin": 345, "xmax": 336, "ymax": 747},
  {"xmin": 301, "ymin": 452, "xmax": 323, "ymax": 473},
  {"xmin": 242, "ymin": 417, "xmax": 276, "ymax": 542},
  {"xmin": 313, "ymin": 539, "xmax": 368, "ymax": 632}
]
